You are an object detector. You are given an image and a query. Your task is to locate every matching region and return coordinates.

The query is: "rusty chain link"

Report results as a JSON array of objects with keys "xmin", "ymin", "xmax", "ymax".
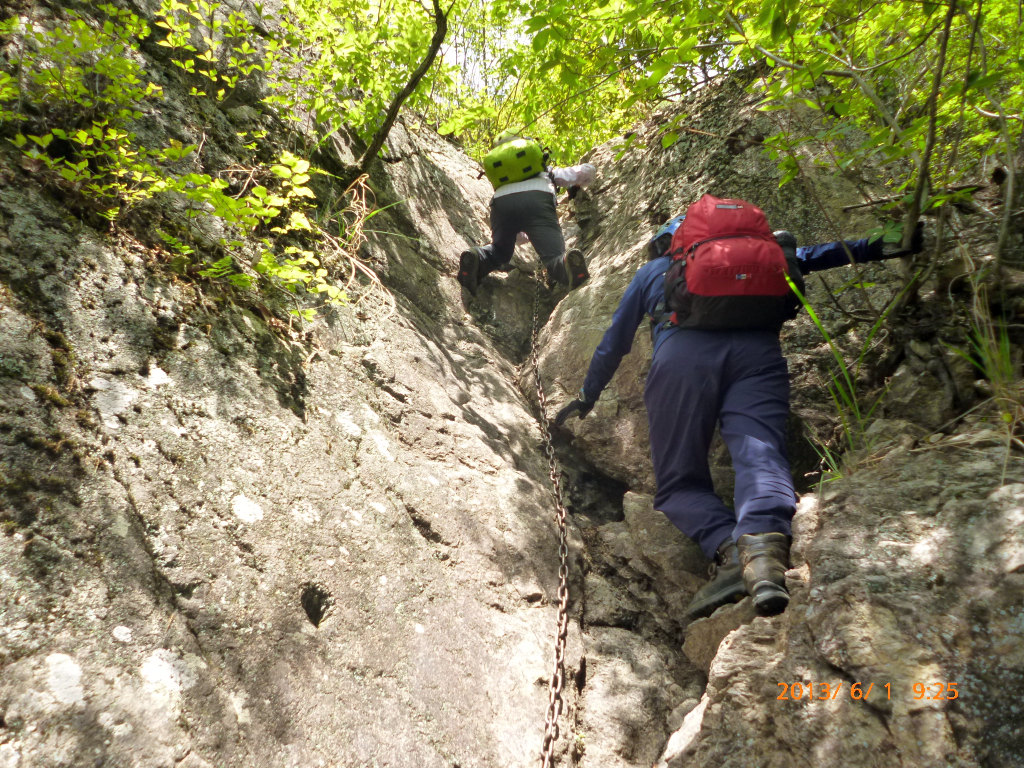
[{"xmin": 523, "ymin": 276, "xmax": 571, "ymax": 768}]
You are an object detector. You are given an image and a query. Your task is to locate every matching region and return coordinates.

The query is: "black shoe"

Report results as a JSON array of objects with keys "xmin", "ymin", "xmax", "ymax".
[
  {"xmin": 737, "ymin": 533, "xmax": 791, "ymax": 616},
  {"xmin": 458, "ymin": 249, "xmax": 480, "ymax": 294},
  {"xmin": 564, "ymin": 249, "xmax": 588, "ymax": 289},
  {"xmin": 685, "ymin": 538, "xmax": 746, "ymax": 619}
]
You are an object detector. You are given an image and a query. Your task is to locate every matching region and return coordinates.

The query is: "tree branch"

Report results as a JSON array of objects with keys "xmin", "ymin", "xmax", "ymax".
[
  {"xmin": 723, "ymin": 11, "xmax": 856, "ymax": 78},
  {"xmin": 966, "ymin": 7, "xmax": 1017, "ymax": 280},
  {"xmin": 901, "ymin": 0, "xmax": 958, "ymax": 253},
  {"xmin": 840, "ymin": 184, "xmax": 987, "ymax": 211},
  {"xmin": 974, "ymin": 105, "xmax": 1024, "ymax": 122},
  {"xmin": 354, "ymin": 0, "xmax": 449, "ymax": 178}
]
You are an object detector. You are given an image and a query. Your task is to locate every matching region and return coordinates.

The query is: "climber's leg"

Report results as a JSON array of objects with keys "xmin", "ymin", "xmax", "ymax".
[
  {"xmin": 717, "ymin": 332, "xmax": 796, "ymax": 542},
  {"xmin": 718, "ymin": 332, "xmax": 795, "ymax": 615},
  {"xmin": 516, "ymin": 192, "xmax": 570, "ymax": 284},
  {"xmin": 473, "ymin": 195, "xmax": 521, "ymax": 278},
  {"xmin": 645, "ymin": 330, "xmax": 736, "ymax": 560}
]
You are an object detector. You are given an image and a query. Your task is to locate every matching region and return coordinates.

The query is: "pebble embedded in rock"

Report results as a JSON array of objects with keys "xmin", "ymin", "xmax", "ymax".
[{"xmin": 231, "ymin": 494, "xmax": 264, "ymax": 523}]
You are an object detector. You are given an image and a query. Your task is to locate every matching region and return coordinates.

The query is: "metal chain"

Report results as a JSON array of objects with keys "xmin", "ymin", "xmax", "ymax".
[{"xmin": 524, "ymin": 276, "xmax": 571, "ymax": 768}]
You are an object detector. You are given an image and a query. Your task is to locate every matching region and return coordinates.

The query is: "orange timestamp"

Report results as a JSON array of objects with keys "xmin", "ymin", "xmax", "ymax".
[{"xmin": 777, "ymin": 681, "xmax": 959, "ymax": 701}]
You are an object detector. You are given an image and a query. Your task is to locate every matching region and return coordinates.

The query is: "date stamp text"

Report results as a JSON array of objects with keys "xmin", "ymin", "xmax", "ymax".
[{"xmin": 777, "ymin": 681, "xmax": 959, "ymax": 701}]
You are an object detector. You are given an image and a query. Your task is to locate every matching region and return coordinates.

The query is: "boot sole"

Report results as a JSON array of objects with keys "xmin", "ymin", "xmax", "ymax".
[
  {"xmin": 750, "ymin": 581, "xmax": 789, "ymax": 616},
  {"xmin": 458, "ymin": 251, "xmax": 478, "ymax": 295},
  {"xmin": 565, "ymin": 250, "xmax": 588, "ymax": 288},
  {"xmin": 685, "ymin": 578, "xmax": 747, "ymax": 620}
]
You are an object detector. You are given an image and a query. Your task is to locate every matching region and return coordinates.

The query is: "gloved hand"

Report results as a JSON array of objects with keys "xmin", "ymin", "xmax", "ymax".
[
  {"xmin": 554, "ymin": 393, "xmax": 594, "ymax": 427},
  {"xmin": 882, "ymin": 221, "xmax": 925, "ymax": 258},
  {"xmin": 567, "ymin": 185, "xmax": 581, "ymax": 201},
  {"xmin": 909, "ymin": 220, "xmax": 925, "ymax": 253}
]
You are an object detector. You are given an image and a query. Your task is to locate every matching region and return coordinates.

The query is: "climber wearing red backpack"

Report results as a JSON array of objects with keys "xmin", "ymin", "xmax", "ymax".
[{"xmin": 554, "ymin": 194, "xmax": 925, "ymax": 619}]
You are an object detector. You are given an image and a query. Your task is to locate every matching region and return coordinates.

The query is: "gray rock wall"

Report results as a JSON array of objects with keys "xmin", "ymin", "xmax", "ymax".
[
  {"xmin": 2, "ymin": 15, "xmax": 1022, "ymax": 768},
  {"xmin": 0, "ymin": 104, "xmax": 594, "ymax": 766},
  {"xmin": 664, "ymin": 444, "xmax": 1024, "ymax": 768}
]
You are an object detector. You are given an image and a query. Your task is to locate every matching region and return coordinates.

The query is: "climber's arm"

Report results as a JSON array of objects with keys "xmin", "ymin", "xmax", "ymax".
[
  {"xmin": 796, "ymin": 237, "xmax": 882, "ymax": 274},
  {"xmin": 797, "ymin": 223, "xmax": 924, "ymax": 274},
  {"xmin": 580, "ymin": 272, "xmax": 648, "ymax": 403},
  {"xmin": 556, "ymin": 277, "xmax": 645, "ymax": 427},
  {"xmin": 549, "ymin": 163, "xmax": 596, "ymax": 190}
]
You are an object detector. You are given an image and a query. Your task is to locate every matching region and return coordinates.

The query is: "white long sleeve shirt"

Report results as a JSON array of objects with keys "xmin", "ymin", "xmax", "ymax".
[{"xmin": 492, "ymin": 163, "xmax": 597, "ymax": 200}]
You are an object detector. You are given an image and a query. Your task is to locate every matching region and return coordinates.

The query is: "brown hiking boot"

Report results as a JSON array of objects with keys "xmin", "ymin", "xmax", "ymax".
[
  {"xmin": 685, "ymin": 538, "xmax": 746, "ymax": 619},
  {"xmin": 737, "ymin": 532, "xmax": 791, "ymax": 616}
]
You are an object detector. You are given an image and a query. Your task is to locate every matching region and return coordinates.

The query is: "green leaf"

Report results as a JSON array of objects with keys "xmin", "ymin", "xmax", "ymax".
[
  {"xmin": 525, "ymin": 15, "xmax": 548, "ymax": 32},
  {"xmin": 288, "ymin": 211, "xmax": 312, "ymax": 230},
  {"xmin": 661, "ymin": 131, "xmax": 679, "ymax": 148},
  {"xmin": 770, "ymin": 13, "xmax": 788, "ymax": 44},
  {"xmin": 964, "ymin": 72, "xmax": 1002, "ymax": 93}
]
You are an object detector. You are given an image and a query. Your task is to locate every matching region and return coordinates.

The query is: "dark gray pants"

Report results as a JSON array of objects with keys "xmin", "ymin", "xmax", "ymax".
[{"xmin": 477, "ymin": 191, "xmax": 569, "ymax": 283}]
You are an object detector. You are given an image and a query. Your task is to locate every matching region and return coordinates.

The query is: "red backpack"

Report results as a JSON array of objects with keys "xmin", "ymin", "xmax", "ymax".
[{"xmin": 663, "ymin": 194, "xmax": 801, "ymax": 330}]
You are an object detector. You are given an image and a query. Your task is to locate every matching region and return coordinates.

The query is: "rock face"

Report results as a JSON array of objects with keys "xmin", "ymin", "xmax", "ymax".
[
  {"xmin": 0, "ymin": 113, "xmax": 582, "ymax": 766},
  {"xmin": 682, "ymin": 598, "xmax": 757, "ymax": 674},
  {"xmin": 671, "ymin": 443, "xmax": 1024, "ymax": 768},
  {"xmin": 0, "ymin": 22, "xmax": 707, "ymax": 762},
  {"xmin": 2, "ymin": 11, "xmax": 1022, "ymax": 767}
]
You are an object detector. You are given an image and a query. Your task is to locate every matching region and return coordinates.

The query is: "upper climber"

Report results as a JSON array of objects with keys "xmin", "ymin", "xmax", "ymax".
[
  {"xmin": 458, "ymin": 132, "xmax": 596, "ymax": 294},
  {"xmin": 554, "ymin": 197, "xmax": 925, "ymax": 620}
]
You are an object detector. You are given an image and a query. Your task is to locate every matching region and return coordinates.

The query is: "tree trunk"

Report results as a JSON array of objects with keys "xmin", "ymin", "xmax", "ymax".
[{"xmin": 352, "ymin": 0, "xmax": 450, "ymax": 182}]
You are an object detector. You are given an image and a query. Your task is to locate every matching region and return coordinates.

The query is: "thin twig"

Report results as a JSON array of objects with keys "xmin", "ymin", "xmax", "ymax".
[
  {"xmin": 902, "ymin": 0, "xmax": 957, "ymax": 253},
  {"xmin": 723, "ymin": 11, "xmax": 855, "ymax": 78},
  {"xmin": 973, "ymin": 105, "xmax": 1024, "ymax": 122},
  {"xmin": 964, "ymin": 8, "xmax": 1018, "ymax": 278},
  {"xmin": 841, "ymin": 184, "xmax": 987, "ymax": 211}
]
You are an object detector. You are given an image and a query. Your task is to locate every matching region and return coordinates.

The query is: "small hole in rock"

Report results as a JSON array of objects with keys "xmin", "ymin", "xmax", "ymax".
[
  {"xmin": 575, "ymin": 656, "xmax": 587, "ymax": 692},
  {"xmin": 301, "ymin": 584, "xmax": 332, "ymax": 627}
]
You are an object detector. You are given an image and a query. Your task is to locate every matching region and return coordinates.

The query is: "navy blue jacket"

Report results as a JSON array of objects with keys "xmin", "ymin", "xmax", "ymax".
[{"xmin": 580, "ymin": 236, "xmax": 885, "ymax": 402}]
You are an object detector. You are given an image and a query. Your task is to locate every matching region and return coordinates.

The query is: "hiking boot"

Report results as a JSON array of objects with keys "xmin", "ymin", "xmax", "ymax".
[
  {"xmin": 685, "ymin": 538, "xmax": 746, "ymax": 619},
  {"xmin": 564, "ymin": 249, "xmax": 589, "ymax": 289},
  {"xmin": 458, "ymin": 249, "xmax": 481, "ymax": 294},
  {"xmin": 737, "ymin": 532, "xmax": 791, "ymax": 616}
]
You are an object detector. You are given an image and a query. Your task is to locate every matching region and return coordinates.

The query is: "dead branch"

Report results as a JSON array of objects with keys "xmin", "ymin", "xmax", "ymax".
[{"xmin": 841, "ymin": 184, "xmax": 988, "ymax": 211}]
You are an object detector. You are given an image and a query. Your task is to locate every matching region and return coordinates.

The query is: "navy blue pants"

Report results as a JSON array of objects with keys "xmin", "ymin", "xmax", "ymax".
[{"xmin": 644, "ymin": 329, "xmax": 797, "ymax": 559}]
